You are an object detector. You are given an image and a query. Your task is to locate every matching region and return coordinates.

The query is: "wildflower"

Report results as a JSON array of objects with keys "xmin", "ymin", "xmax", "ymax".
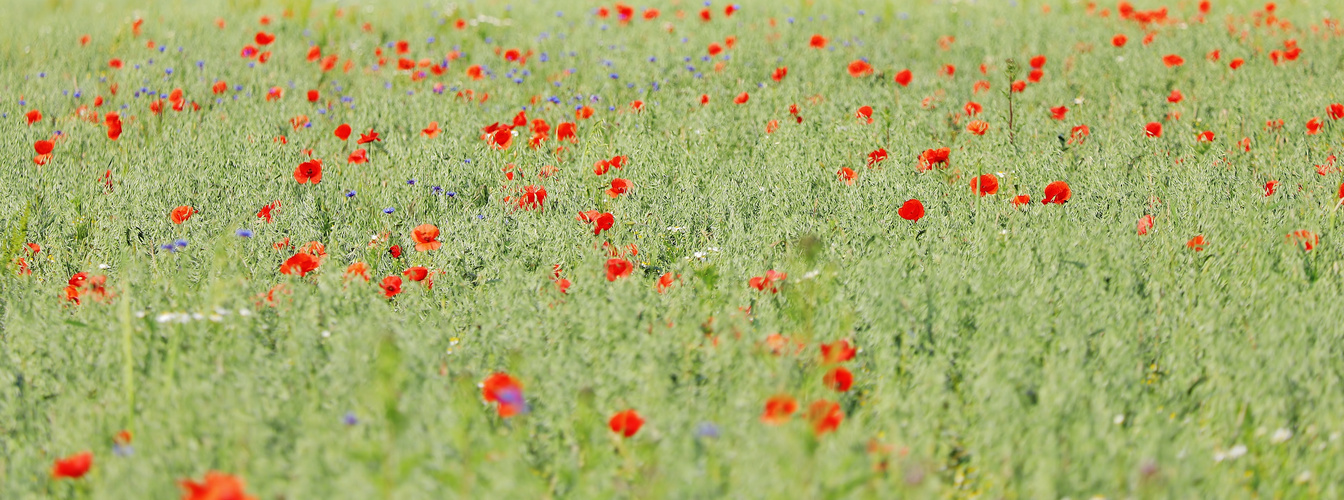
[
  {"xmin": 607, "ymin": 178, "xmax": 633, "ymax": 198},
  {"xmin": 1137, "ymin": 215, "xmax": 1154, "ymax": 235},
  {"xmin": 380, "ymin": 276, "xmax": 403, "ymax": 297},
  {"xmin": 51, "ymin": 452, "xmax": 93, "ymax": 479},
  {"xmin": 171, "ymin": 205, "xmax": 195, "ymax": 224},
  {"xmin": 971, "ymin": 174, "xmax": 999, "ymax": 196},
  {"xmin": 608, "ymin": 409, "xmax": 644, "ymax": 437},
  {"xmin": 807, "ymin": 400, "xmax": 843, "ymax": 435},
  {"xmin": 898, "ymin": 199, "xmax": 925, "ymax": 221},
  {"xmin": 606, "ymin": 258, "xmax": 634, "ymax": 281},
  {"xmin": 345, "ymin": 262, "xmax": 369, "ymax": 281},
  {"xmin": 1041, "ymin": 181, "xmax": 1071, "ymax": 204},
  {"xmin": 1186, "ymin": 235, "xmax": 1207, "ymax": 251},
  {"xmin": 847, "ymin": 60, "xmax": 874, "ymax": 77},
  {"xmin": 837, "ymin": 167, "xmax": 857, "ymax": 185},
  {"xmin": 761, "ymin": 395, "xmax": 798, "ymax": 424},
  {"xmin": 748, "ymin": 269, "xmax": 787, "ymax": 293},
  {"xmin": 482, "ymin": 373, "xmax": 527, "ymax": 417},
  {"xmin": 821, "ymin": 339, "xmax": 857, "ymax": 363},
  {"xmin": 334, "ymin": 123, "xmax": 352, "ymax": 140},
  {"xmin": 893, "ymin": 69, "xmax": 912, "ymax": 86},
  {"xmin": 413, "ymin": 224, "xmax": 442, "ymax": 251},
  {"xmin": 279, "ymin": 253, "xmax": 320, "ymax": 276},
  {"xmin": 824, "ymin": 367, "xmax": 853, "ymax": 392},
  {"xmin": 1287, "ymin": 230, "xmax": 1318, "ymax": 251},
  {"xmin": 294, "ymin": 159, "xmax": 322, "ymax": 184},
  {"xmin": 1306, "ymin": 117, "xmax": 1323, "ymax": 135},
  {"xmin": 1145, "ymin": 122, "xmax": 1163, "ymax": 137},
  {"xmin": 179, "ymin": 472, "xmax": 256, "ymax": 500},
  {"xmin": 967, "ymin": 120, "xmax": 989, "ymax": 135}
]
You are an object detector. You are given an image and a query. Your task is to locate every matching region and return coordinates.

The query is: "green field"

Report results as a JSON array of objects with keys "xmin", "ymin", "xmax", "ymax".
[{"xmin": 4, "ymin": 0, "xmax": 1344, "ymax": 497}]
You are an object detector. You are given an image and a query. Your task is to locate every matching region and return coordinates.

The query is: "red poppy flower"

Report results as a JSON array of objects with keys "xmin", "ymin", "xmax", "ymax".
[
  {"xmin": 608, "ymin": 409, "xmax": 644, "ymax": 438},
  {"xmin": 518, "ymin": 185, "xmax": 547, "ymax": 210},
  {"xmin": 1162, "ymin": 54, "xmax": 1185, "ymax": 67},
  {"xmin": 867, "ymin": 148, "xmax": 889, "ymax": 167},
  {"xmin": 556, "ymin": 122, "xmax": 577, "ymax": 142},
  {"xmin": 847, "ymin": 60, "xmax": 874, "ymax": 77},
  {"xmin": 294, "ymin": 159, "xmax": 322, "ymax": 184},
  {"xmin": 942, "ymin": 64, "xmax": 956, "ymax": 77},
  {"xmin": 1264, "ymin": 180, "xmax": 1280, "ymax": 197},
  {"xmin": 1029, "ymin": 55, "xmax": 1046, "ymax": 68},
  {"xmin": 1012, "ymin": 195, "xmax": 1031, "ymax": 206},
  {"xmin": 1167, "ymin": 89, "xmax": 1184, "ymax": 103},
  {"xmin": 1197, "ymin": 131, "xmax": 1215, "ymax": 142},
  {"xmin": 837, "ymin": 167, "xmax": 857, "ymax": 185},
  {"xmin": 824, "ymin": 367, "xmax": 853, "ymax": 392},
  {"xmin": 1144, "ymin": 122, "xmax": 1163, "ymax": 137},
  {"xmin": 334, "ymin": 124, "xmax": 352, "ymax": 140},
  {"xmin": 576, "ymin": 106, "xmax": 594, "ymax": 120},
  {"xmin": 1050, "ymin": 106, "xmax": 1068, "ymax": 120},
  {"xmin": 707, "ymin": 42, "xmax": 723, "ymax": 56},
  {"xmin": 918, "ymin": 148, "xmax": 950, "ymax": 170},
  {"xmin": 1011, "ymin": 80, "xmax": 1027, "ymax": 93},
  {"xmin": 413, "ymin": 224, "xmax": 442, "ymax": 251},
  {"xmin": 656, "ymin": 272, "xmax": 677, "ymax": 293},
  {"xmin": 893, "ymin": 69, "xmax": 912, "ymax": 86},
  {"xmin": 771, "ymin": 66, "xmax": 788, "ymax": 82},
  {"xmin": 171, "ymin": 205, "xmax": 195, "ymax": 224},
  {"xmin": 179, "ymin": 472, "xmax": 256, "ymax": 500},
  {"xmin": 851, "ymin": 104, "xmax": 873, "ymax": 123},
  {"xmin": 1287, "ymin": 230, "xmax": 1318, "ymax": 251},
  {"xmin": 388, "ymin": 245, "xmax": 403, "ymax": 258},
  {"xmin": 1186, "ymin": 235, "xmax": 1207, "ymax": 251},
  {"xmin": 821, "ymin": 339, "xmax": 857, "ymax": 364},
  {"xmin": 964, "ymin": 102, "xmax": 982, "ymax": 116},
  {"xmin": 257, "ymin": 200, "xmax": 281, "ymax": 223},
  {"xmin": 807, "ymin": 400, "xmax": 843, "ymax": 436},
  {"xmin": 971, "ymin": 174, "xmax": 999, "ymax": 196},
  {"xmin": 1136, "ymin": 214, "xmax": 1154, "ymax": 235},
  {"xmin": 607, "ymin": 178, "xmax": 633, "ymax": 198},
  {"xmin": 1112, "ymin": 34, "xmax": 1128, "ymax": 47},
  {"xmin": 357, "ymin": 129, "xmax": 381, "ymax": 145},
  {"xmin": 403, "ymin": 267, "xmax": 429, "ymax": 282},
  {"xmin": 967, "ymin": 120, "xmax": 989, "ymax": 135},
  {"xmin": 482, "ymin": 373, "xmax": 526, "ymax": 417},
  {"xmin": 415, "ymin": 121, "xmax": 441, "ymax": 139},
  {"xmin": 748, "ymin": 270, "xmax": 786, "ymax": 293},
  {"xmin": 1039, "ymin": 181, "xmax": 1071, "ymax": 204},
  {"xmin": 606, "ymin": 258, "xmax": 634, "ymax": 281},
  {"xmin": 26, "ymin": 109, "xmax": 41, "ymax": 126},
  {"xmin": 380, "ymin": 276, "xmax": 403, "ymax": 297},
  {"xmin": 34, "ymin": 139, "xmax": 54, "ymax": 156},
  {"xmin": 809, "ymin": 34, "xmax": 827, "ymax": 48},
  {"xmin": 51, "ymin": 451, "xmax": 93, "ymax": 480},
  {"xmin": 279, "ymin": 253, "xmax": 320, "ymax": 276},
  {"xmin": 761, "ymin": 395, "xmax": 798, "ymax": 424},
  {"xmin": 898, "ymin": 199, "xmax": 925, "ymax": 221},
  {"xmin": 254, "ymin": 31, "xmax": 275, "ymax": 45},
  {"xmin": 345, "ymin": 262, "xmax": 370, "ymax": 281},
  {"xmin": 1307, "ymin": 117, "xmax": 1324, "ymax": 135},
  {"xmin": 1330, "ymin": 104, "xmax": 1344, "ymax": 121},
  {"xmin": 1027, "ymin": 69, "xmax": 1044, "ymax": 83},
  {"xmin": 733, "ymin": 92, "xmax": 749, "ymax": 104},
  {"xmin": 348, "ymin": 149, "xmax": 369, "ymax": 164}
]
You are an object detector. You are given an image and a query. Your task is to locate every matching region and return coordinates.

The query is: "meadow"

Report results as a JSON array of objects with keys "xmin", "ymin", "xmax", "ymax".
[{"xmin": 4, "ymin": 0, "xmax": 1344, "ymax": 497}]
